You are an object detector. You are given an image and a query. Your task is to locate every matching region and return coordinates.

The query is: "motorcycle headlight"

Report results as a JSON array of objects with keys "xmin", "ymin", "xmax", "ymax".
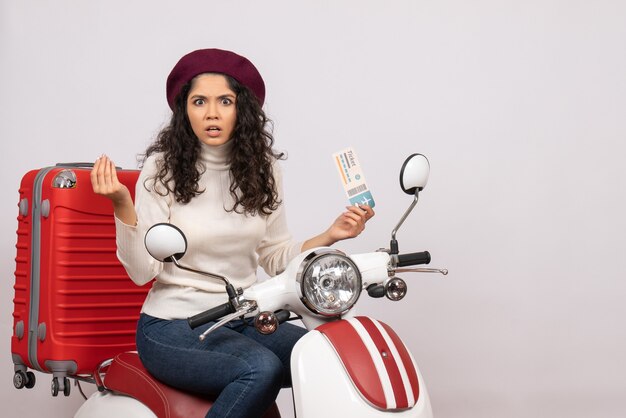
[{"xmin": 296, "ymin": 249, "xmax": 362, "ymax": 316}]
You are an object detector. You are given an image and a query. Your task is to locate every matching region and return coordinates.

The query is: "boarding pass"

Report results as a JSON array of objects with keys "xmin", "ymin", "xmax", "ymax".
[{"xmin": 333, "ymin": 147, "xmax": 375, "ymax": 208}]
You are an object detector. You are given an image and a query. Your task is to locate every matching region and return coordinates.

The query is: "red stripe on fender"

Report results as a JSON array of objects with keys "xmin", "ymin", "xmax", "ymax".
[
  {"xmin": 317, "ymin": 321, "xmax": 387, "ymax": 409},
  {"xmin": 357, "ymin": 317, "xmax": 409, "ymax": 408},
  {"xmin": 380, "ymin": 321, "xmax": 420, "ymax": 404}
]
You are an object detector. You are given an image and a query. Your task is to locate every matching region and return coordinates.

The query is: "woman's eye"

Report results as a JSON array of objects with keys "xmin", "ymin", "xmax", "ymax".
[
  {"xmin": 193, "ymin": 99, "xmax": 205, "ymax": 105},
  {"xmin": 221, "ymin": 98, "xmax": 233, "ymax": 105}
]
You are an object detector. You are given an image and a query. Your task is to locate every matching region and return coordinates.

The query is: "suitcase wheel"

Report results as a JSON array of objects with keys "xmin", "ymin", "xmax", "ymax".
[
  {"xmin": 51, "ymin": 377, "xmax": 71, "ymax": 397},
  {"xmin": 63, "ymin": 377, "xmax": 71, "ymax": 396},
  {"xmin": 13, "ymin": 370, "xmax": 36, "ymax": 389},
  {"xmin": 25, "ymin": 372, "xmax": 36, "ymax": 389}
]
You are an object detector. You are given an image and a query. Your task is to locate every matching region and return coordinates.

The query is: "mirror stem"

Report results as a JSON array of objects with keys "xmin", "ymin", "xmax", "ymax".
[
  {"xmin": 171, "ymin": 257, "xmax": 232, "ymax": 286},
  {"xmin": 390, "ymin": 190, "xmax": 420, "ymax": 255}
]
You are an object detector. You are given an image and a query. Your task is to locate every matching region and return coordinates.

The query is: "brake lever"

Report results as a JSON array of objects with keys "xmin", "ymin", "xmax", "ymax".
[
  {"xmin": 394, "ymin": 267, "xmax": 448, "ymax": 275},
  {"xmin": 198, "ymin": 300, "xmax": 258, "ymax": 341}
]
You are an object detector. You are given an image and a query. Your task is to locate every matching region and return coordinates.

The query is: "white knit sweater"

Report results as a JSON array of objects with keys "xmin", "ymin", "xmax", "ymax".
[{"xmin": 115, "ymin": 141, "xmax": 302, "ymax": 319}]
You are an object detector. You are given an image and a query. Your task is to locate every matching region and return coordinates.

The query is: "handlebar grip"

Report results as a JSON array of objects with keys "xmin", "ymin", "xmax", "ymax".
[
  {"xmin": 188, "ymin": 302, "xmax": 234, "ymax": 329},
  {"xmin": 397, "ymin": 251, "xmax": 431, "ymax": 267}
]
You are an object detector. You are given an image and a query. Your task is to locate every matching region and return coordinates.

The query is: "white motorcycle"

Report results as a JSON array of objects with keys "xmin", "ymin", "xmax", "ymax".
[{"xmin": 75, "ymin": 153, "xmax": 447, "ymax": 418}]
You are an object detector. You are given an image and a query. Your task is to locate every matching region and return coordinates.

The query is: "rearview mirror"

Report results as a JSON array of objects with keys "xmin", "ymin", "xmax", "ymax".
[
  {"xmin": 390, "ymin": 153, "xmax": 430, "ymax": 255},
  {"xmin": 400, "ymin": 153, "xmax": 430, "ymax": 195},
  {"xmin": 144, "ymin": 223, "xmax": 187, "ymax": 262}
]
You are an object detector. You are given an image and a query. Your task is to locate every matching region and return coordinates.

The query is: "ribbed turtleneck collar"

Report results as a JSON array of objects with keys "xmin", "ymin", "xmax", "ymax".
[{"xmin": 199, "ymin": 140, "xmax": 233, "ymax": 171}]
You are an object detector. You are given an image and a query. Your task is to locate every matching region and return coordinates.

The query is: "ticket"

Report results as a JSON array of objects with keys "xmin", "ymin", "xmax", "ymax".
[{"xmin": 333, "ymin": 147, "xmax": 375, "ymax": 208}]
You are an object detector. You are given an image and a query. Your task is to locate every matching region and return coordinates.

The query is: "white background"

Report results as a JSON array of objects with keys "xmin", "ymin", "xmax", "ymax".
[{"xmin": 1, "ymin": 1, "xmax": 625, "ymax": 417}]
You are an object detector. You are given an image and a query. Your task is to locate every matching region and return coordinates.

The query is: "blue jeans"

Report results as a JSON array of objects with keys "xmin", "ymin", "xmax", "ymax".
[{"xmin": 136, "ymin": 313, "xmax": 307, "ymax": 418}]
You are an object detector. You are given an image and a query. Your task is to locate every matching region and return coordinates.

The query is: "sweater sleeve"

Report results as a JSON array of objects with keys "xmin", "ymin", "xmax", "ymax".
[
  {"xmin": 116, "ymin": 155, "xmax": 171, "ymax": 286},
  {"xmin": 256, "ymin": 162, "xmax": 303, "ymax": 276}
]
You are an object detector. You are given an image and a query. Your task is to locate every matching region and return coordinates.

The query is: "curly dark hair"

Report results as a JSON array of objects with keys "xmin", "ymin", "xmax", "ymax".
[{"xmin": 142, "ymin": 73, "xmax": 284, "ymax": 216}]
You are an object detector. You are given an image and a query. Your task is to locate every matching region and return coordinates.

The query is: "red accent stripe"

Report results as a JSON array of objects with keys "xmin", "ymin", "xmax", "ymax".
[
  {"xmin": 317, "ymin": 321, "xmax": 387, "ymax": 409},
  {"xmin": 357, "ymin": 317, "xmax": 408, "ymax": 408},
  {"xmin": 380, "ymin": 321, "xmax": 420, "ymax": 404}
]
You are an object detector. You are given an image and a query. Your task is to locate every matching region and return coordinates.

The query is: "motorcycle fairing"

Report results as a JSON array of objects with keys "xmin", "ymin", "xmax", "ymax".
[{"xmin": 317, "ymin": 316, "xmax": 420, "ymax": 411}]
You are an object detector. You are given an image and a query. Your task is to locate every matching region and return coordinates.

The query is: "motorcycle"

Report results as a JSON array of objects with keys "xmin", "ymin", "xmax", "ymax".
[{"xmin": 74, "ymin": 153, "xmax": 447, "ymax": 418}]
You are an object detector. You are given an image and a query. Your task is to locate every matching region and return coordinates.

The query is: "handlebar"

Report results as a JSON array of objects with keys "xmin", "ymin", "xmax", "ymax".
[
  {"xmin": 188, "ymin": 302, "xmax": 235, "ymax": 329},
  {"xmin": 397, "ymin": 251, "xmax": 431, "ymax": 267}
]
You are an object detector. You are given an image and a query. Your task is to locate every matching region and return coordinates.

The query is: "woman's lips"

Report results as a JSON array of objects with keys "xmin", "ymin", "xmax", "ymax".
[{"xmin": 206, "ymin": 127, "xmax": 221, "ymax": 137}]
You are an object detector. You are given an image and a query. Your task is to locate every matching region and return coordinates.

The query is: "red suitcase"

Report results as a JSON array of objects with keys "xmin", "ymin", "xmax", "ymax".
[{"xmin": 11, "ymin": 163, "xmax": 151, "ymax": 396}]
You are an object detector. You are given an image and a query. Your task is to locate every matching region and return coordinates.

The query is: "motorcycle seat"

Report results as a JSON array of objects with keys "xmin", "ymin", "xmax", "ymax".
[{"xmin": 103, "ymin": 351, "xmax": 281, "ymax": 418}]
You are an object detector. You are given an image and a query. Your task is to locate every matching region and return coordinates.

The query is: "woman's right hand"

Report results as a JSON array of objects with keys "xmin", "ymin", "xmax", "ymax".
[
  {"xmin": 91, "ymin": 155, "xmax": 130, "ymax": 202},
  {"xmin": 91, "ymin": 155, "xmax": 137, "ymax": 226}
]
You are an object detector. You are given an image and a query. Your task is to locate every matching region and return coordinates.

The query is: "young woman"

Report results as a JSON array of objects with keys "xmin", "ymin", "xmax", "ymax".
[{"xmin": 91, "ymin": 48, "xmax": 374, "ymax": 418}]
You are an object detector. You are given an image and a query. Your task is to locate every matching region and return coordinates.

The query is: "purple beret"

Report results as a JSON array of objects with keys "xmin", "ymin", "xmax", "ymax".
[{"xmin": 166, "ymin": 48, "xmax": 265, "ymax": 110}]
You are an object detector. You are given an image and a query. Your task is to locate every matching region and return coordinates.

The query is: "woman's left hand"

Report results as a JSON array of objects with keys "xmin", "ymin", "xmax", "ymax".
[{"xmin": 326, "ymin": 204, "xmax": 375, "ymax": 242}]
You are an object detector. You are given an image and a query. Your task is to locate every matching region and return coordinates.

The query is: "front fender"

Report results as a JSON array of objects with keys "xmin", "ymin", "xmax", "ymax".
[{"xmin": 291, "ymin": 316, "xmax": 433, "ymax": 418}]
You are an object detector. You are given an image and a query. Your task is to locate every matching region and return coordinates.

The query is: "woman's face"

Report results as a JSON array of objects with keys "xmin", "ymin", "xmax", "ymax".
[{"xmin": 186, "ymin": 73, "xmax": 237, "ymax": 146}]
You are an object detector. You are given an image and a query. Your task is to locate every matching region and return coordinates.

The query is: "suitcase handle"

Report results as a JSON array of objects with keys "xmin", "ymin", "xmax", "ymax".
[
  {"xmin": 56, "ymin": 162, "xmax": 95, "ymax": 168},
  {"xmin": 55, "ymin": 162, "xmax": 123, "ymax": 169}
]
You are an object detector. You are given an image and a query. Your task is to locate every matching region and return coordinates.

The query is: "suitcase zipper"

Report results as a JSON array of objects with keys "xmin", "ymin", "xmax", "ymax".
[{"xmin": 27, "ymin": 166, "xmax": 56, "ymax": 371}]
